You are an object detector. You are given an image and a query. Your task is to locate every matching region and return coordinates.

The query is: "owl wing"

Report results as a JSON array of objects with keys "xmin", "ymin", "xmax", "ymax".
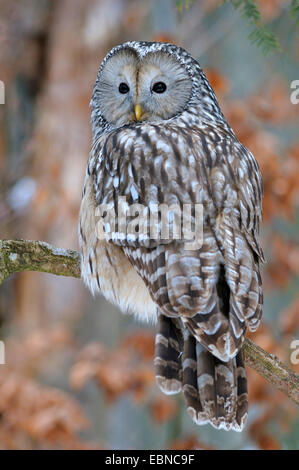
[
  {"xmin": 93, "ymin": 123, "xmax": 263, "ymax": 360},
  {"xmin": 211, "ymin": 136, "xmax": 264, "ymax": 335}
]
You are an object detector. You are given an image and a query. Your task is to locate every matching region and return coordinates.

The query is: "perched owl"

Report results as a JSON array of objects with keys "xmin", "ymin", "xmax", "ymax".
[{"xmin": 79, "ymin": 41, "xmax": 264, "ymax": 431}]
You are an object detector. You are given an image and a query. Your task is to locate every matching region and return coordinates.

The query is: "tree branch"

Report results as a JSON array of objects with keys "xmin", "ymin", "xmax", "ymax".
[
  {"xmin": 243, "ymin": 338, "xmax": 299, "ymax": 405},
  {"xmin": 1, "ymin": 239, "xmax": 298, "ymax": 406},
  {"xmin": 0, "ymin": 239, "xmax": 80, "ymax": 285}
]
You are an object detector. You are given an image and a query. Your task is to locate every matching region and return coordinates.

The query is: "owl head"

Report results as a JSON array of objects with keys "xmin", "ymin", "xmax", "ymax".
[{"xmin": 91, "ymin": 41, "xmax": 224, "ymax": 138}]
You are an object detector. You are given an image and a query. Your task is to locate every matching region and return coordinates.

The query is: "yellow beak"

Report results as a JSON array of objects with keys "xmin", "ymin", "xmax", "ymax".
[{"xmin": 135, "ymin": 104, "xmax": 142, "ymax": 121}]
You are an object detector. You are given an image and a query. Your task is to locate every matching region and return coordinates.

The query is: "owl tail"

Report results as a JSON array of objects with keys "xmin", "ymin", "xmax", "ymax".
[
  {"xmin": 182, "ymin": 332, "xmax": 248, "ymax": 431},
  {"xmin": 154, "ymin": 314, "xmax": 248, "ymax": 431}
]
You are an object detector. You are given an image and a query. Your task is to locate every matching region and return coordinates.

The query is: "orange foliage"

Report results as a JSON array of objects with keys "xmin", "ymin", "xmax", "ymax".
[
  {"xmin": 150, "ymin": 396, "xmax": 177, "ymax": 424},
  {"xmin": 258, "ymin": 0, "xmax": 286, "ymax": 22},
  {"xmin": 266, "ymin": 235, "xmax": 299, "ymax": 287},
  {"xmin": 70, "ymin": 333, "xmax": 156, "ymax": 404},
  {"xmin": 0, "ymin": 370, "xmax": 92, "ymax": 450},
  {"xmin": 206, "ymin": 68, "xmax": 230, "ymax": 98},
  {"xmin": 280, "ymin": 294, "xmax": 299, "ymax": 336}
]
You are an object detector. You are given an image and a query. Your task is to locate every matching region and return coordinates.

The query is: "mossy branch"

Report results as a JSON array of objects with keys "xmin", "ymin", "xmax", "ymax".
[
  {"xmin": 0, "ymin": 239, "xmax": 298, "ymax": 406},
  {"xmin": 243, "ymin": 338, "xmax": 299, "ymax": 405},
  {"xmin": 0, "ymin": 239, "xmax": 80, "ymax": 285}
]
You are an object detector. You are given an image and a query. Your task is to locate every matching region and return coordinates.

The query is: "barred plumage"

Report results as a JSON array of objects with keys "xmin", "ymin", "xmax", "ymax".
[
  {"xmin": 79, "ymin": 41, "xmax": 264, "ymax": 431},
  {"xmin": 154, "ymin": 315, "xmax": 183, "ymax": 394}
]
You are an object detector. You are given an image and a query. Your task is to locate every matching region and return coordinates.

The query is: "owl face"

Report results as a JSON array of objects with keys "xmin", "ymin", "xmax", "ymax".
[{"xmin": 96, "ymin": 47, "xmax": 193, "ymax": 127}]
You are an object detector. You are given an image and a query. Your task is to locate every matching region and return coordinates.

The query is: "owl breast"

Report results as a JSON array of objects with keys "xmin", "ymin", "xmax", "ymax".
[
  {"xmin": 93, "ymin": 122, "xmax": 217, "ymax": 222},
  {"xmin": 79, "ymin": 171, "xmax": 158, "ymax": 323}
]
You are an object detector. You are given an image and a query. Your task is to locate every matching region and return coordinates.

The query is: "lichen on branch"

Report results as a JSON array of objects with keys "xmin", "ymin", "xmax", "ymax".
[{"xmin": 0, "ymin": 239, "xmax": 81, "ymax": 285}]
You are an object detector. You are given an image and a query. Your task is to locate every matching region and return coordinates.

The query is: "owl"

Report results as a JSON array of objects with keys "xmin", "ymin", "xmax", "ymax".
[{"xmin": 79, "ymin": 41, "xmax": 264, "ymax": 431}]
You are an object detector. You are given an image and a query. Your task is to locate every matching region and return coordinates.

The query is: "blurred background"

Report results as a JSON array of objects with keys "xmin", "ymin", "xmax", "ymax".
[{"xmin": 0, "ymin": 0, "xmax": 298, "ymax": 450}]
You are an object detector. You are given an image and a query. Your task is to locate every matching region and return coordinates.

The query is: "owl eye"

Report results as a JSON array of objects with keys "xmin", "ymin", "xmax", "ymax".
[
  {"xmin": 152, "ymin": 82, "xmax": 167, "ymax": 94},
  {"xmin": 118, "ymin": 82, "xmax": 130, "ymax": 94}
]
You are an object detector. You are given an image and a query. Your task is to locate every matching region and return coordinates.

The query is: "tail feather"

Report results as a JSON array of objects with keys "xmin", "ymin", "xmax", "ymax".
[
  {"xmin": 154, "ymin": 315, "xmax": 248, "ymax": 431},
  {"xmin": 182, "ymin": 331, "xmax": 248, "ymax": 431},
  {"xmin": 154, "ymin": 315, "xmax": 183, "ymax": 394},
  {"xmin": 235, "ymin": 351, "xmax": 248, "ymax": 428},
  {"xmin": 182, "ymin": 334, "xmax": 209, "ymax": 425}
]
